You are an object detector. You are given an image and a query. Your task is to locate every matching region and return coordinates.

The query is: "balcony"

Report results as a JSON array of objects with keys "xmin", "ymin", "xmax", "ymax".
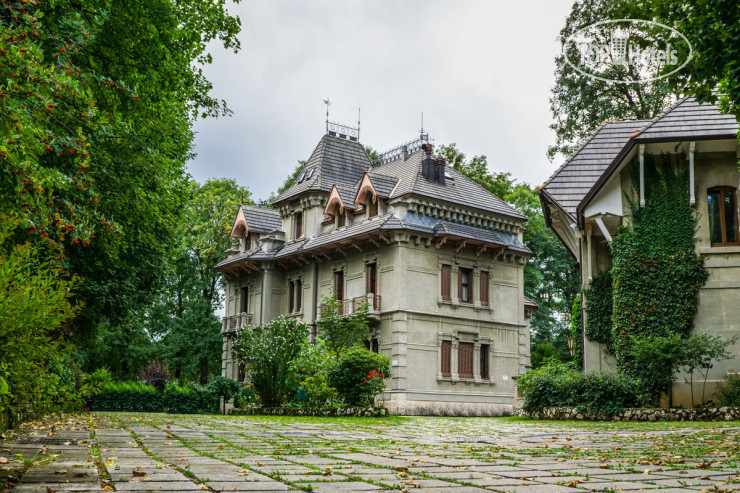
[
  {"xmin": 322, "ymin": 294, "xmax": 381, "ymax": 321},
  {"xmin": 222, "ymin": 312, "xmax": 253, "ymax": 335}
]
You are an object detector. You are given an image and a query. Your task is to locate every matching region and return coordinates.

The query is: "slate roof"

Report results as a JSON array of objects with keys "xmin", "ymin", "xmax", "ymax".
[
  {"xmin": 371, "ymin": 151, "xmax": 527, "ymax": 220},
  {"xmin": 274, "ymin": 134, "xmax": 373, "ymax": 204},
  {"xmin": 366, "ymin": 173, "xmax": 399, "ymax": 197},
  {"xmin": 216, "ymin": 210, "xmax": 530, "ymax": 271},
  {"xmin": 242, "ymin": 205, "xmax": 282, "ymax": 233},
  {"xmin": 634, "ymin": 97, "xmax": 738, "ymax": 141},
  {"xmin": 541, "ymin": 120, "xmax": 648, "ymax": 218}
]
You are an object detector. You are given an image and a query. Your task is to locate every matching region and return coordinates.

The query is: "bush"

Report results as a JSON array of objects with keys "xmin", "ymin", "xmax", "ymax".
[
  {"xmin": 328, "ymin": 348, "xmax": 391, "ymax": 407},
  {"xmin": 234, "ymin": 387, "xmax": 256, "ymax": 408},
  {"xmin": 140, "ymin": 361, "xmax": 171, "ymax": 391},
  {"xmin": 87, "ymin": 382, "xmax": 219, "ymax": 414},
  {"xmin": 233, "ymin": 317, "xmax": 308, "ymax": 407},
  {"xmin": 207, "ymin": 376, "xmax": 241, "ymax": 413},
  {"xmin": 518, "ymin": 358, "xmax": 638, "ymax": 415},
  {"xmin": 84, "ymin": 368, "xmax": 113, "ymax": 396},
  {"xmin": 716, "ymin": 372, "xmax": 740, "ymax": 406},
  {"xmin": 291, "ymin": 338, "xmax": 339, "ymax": 407}
]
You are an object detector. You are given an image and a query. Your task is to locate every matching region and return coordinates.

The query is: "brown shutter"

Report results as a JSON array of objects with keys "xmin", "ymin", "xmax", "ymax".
[
  {"xmin": 458, "ymin": 268, "xmax": 463, "ymax": 302},
  {"xmin": 480, "ymin": 344, "xmax": 490, "ymax": 380},
  {"xmin": 458, "ymin": 342, "xmax": 474, "ymax": 378},
  {"xmin": 441, "ymin": 340, "xmax": 451, "ymax": 377},
  {"xmin": 288, "ymin": 281, "xmax": 294, "ymax": 313},
  {"xmin": 239, "ymin": 287, "xmax": 248, "ymax": 313},
  {"xmin": 296, "ymin": 280, "xmax": 302, "ymax": 311},
  {"xmin": 480, "ymin": 271, "xmax": 489, "ymax": 306},
  {"xmin": 441, "ymin": 264, "xmax": 451, "ymax": 301}
]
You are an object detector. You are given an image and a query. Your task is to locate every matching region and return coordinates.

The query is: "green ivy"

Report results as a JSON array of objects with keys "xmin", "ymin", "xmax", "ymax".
[
  {"xmin": 584, "ymin": 271, "xmax": 613, "ymax": 348},
  {"xmin": 571, "ymin": 294, "xmax": 584, "ymax": 368},
  {"xmin": 611, "ymin": 153, "xmax": 708, "ymax": 405}
]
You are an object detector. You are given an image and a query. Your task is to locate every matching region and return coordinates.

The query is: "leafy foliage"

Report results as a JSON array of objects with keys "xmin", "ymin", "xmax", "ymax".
[
  {"xmin": 88, "ymin": 381, "xmax": 218, "ymax": 414},
  {"xmin": 291, "ymin": 338, "xmax": 339, "ymax": 407},
  {"xmin": 584, "ymin": 270, "xmax": 613, "ymax": 348},
  {"xmin": 518, "ymin": 358, "xmax": 638, "ymax": 415},
  {"xmin": 570, "ymin": 295, "xmax": 583, "ymax": 368},
  {"xmin": 327, "ymin": 348, "xmax": 391, "ymax": 407},
  {"xmin": 318, "ymin": 294, "xmax": 370, "ymax": 359},
  {"xmin": 0, "ymin": 222, "xmax": 83, "ymax": 429},
  {"xmin": 716, "ymin": 372, "xmax": 740, "ymax": 407},
  {"xmin": 233, "ymin": 317, "xmax": 308, "ymax": 407},
  {"xmin": 548, "ymin": 0, "xmax": 674, "ymax": 160},
  {"xmin": 677, "ymin": 332, "xmax": 737, "ymax": 406},
  {"xmin": 611, "ymin": 153, "xmax": 708, "ymax": 405}
]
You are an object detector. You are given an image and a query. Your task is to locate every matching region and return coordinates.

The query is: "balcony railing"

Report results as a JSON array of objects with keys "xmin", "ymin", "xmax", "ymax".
[
  {"xmin": 322, "ymin": 294, "xmax": 381, "ymax": 316},
  {"xmin": 222, "ymin": 312, "xmax": 253, "ymax": 334}
]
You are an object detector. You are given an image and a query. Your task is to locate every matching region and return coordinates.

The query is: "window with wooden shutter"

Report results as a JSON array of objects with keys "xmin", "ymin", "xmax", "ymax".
[
  {"xmin": 288, "ymin": 281, "xmax": 294, "ymax": 313},
  {"xmin": 458, "ymin": 342, "xmax": 474, "ymax": 378},
  {"xmin": 459, "ymin": 268, "xmax": 472, "ymax": 303},
  {"xmin": 334, "ymin": 271, "xmax": 344, "ymax": 300},
  {"xmin": 480, "ymin": 344, "xmax": 490, "ymax": 380},
  {"xmin": 239, "ymin": 286, "xmax": 248, "ymax": 313},
  {"xmin": 441, "ymin": 264, "xmax": 451, "ymax": 301},
  {"xmin": 441, "ymin": 340, "xmax": 451, "ymax": 377},
  {"xmin": 480, "ymin": 271, "xmax": 489, "ymax": 306},
  {"xmin": 294, "ymin": 211, "xmax": 303, "ymax": 239},
  {"xmin": 366, "ymin": 263, "xmax": 377, "ymax": 294},
  {"xmin": 295, "ymin": 280, "xmax": 302, "ymax": 311}
]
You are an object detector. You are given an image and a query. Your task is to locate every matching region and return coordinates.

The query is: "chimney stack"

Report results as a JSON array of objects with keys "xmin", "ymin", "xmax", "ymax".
[
  {"xmin": 421, "ymin": 143, "xmax": 435, "ymax": 181},
  {"xmin": 435, "ymin": 156, "xmax": 446, "ymax": 185}
]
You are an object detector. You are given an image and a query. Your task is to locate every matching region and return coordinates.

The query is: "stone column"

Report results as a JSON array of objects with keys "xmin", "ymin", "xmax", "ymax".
[{"xmin": 261, "ymin": 264, "xmax": 275, "ymax": 324}]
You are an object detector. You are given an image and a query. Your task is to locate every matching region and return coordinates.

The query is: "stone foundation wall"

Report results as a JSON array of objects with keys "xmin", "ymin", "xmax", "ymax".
[
  {"xmin": 525, "ymin": 406, "xmax": 740, "ymax": 421},
  {"xmin": 228, "ymin": 407, "xmax": 388, "ymax": 417},
  {"xmin": 384, "ymin": 399, "xmax": 513, "ymax": 416}
]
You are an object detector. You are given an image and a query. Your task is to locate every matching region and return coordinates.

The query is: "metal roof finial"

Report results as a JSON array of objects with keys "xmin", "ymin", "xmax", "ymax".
[
  {"xmin": 358, "ymin": 107, "xmax": 361, "ymax": 142},
  {"xmin": 323, "ymin": 97, "xmax": 331, "ymax": 133}
]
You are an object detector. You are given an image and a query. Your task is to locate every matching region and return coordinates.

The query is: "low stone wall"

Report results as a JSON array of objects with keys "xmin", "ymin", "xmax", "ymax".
[
  {"xmin": 228, "ymin": 406, "xmax": 388, "ymax": 417},
  {"xmin": 525, "ymin": 406, "xmax": 740, "ymax": 421},
  {"xmin": 385, "ymin": 400, "xmax": 513, "ymax": 417}
]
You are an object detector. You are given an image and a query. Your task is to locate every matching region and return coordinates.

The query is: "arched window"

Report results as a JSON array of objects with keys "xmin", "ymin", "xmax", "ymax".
[{"xmin": 708, "ymin": 187, "xmax": 739, "ymax": 246}]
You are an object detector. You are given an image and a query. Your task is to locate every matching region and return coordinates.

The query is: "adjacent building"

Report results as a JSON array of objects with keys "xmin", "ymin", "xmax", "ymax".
[
  {"xmin": 217, "ymin": 128, "xmax": 536, "ymax": 415},
  {"xmin": 539, "ymin": 97, "xmax": 740, "ymax": 406}
]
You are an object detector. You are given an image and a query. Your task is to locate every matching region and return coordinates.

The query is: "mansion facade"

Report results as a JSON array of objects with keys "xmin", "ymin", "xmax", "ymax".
[
  {"xmin": 540, "ymin": 97, "xmax": 740, "ymax": 407},
  {"xmin": 216, "ymin": 130, "xmax": 536, "ymax": 415}
]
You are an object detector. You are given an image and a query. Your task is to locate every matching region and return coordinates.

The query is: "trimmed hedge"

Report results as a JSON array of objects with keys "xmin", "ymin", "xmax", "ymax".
[
  {"xmin": 88, "ymin": 382, "xmax": 219, "ymax": 414},
  {"xmin": 518, "ymin": 359, "xmax": 638, "ymax": 416}
]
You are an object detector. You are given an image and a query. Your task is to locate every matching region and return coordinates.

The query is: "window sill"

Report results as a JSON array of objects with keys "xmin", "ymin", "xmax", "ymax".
[
  {"xmin": 286, "ymin": 310, "xmax": 304, "ymax": 318},
  {"xmin": 437, "ymin": 299, "xmax": 493, "ymax": 312},
  {"xmin": 437, "ymin": 376, "xmax": 496, "ymax": 386},
  {"xmin": 699, "ymin": 246, "xmax": 740, "ymax": 255}
]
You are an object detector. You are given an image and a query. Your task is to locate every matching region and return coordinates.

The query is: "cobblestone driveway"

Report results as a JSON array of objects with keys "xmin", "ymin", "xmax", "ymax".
[{"xmin": 1, "ymin": 413, "xmax": 738, "ymax": 492}]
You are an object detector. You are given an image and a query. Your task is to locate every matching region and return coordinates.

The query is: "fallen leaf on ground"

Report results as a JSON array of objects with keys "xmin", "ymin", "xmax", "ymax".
[{"xmin": 132, "ymin": 469, "xmax": 146, "ymax": 477}]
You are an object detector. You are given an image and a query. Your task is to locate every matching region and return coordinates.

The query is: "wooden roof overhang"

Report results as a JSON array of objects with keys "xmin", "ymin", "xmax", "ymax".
[
  {"xmin": 431, "ymin": 232, "xmax": 525, "ymax": 260},
  {"xmin": 275, "ymin": 231, "xmax": 393, "ymax": 268},
  {"xmin": 217, "ymin": 258, "xmax": 261, "ymax": 280}
]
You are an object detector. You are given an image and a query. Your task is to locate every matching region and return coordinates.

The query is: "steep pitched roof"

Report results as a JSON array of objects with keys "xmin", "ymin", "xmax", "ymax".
[
  {"xmin": 242, "ymin": 205, "xmax": 282, "ymax": 233},
  {"xmin": 541, "ymin": 120, "xmax": 648, "ymax": 218},
  {"xmin": 370, "ymin": 151, "xmax": 527, "ymax": 220},
  {"xmin": 273, "ymin": 134, "xmax": 373, "ymax": 204},
  {"xmin": 634, "ymin": 96, "xmax": 738, "ymax": 141}
]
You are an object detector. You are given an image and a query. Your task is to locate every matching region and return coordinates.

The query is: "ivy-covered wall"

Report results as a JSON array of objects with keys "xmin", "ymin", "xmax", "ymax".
[
  {"xmin": 570, "ymin": 294, "xmax": 583, "ymax": 368},
  {"xmin": 610, "ymin": 153, "xmax": 708, "ymax": 404},
  {"xmin": 584, "ymin": 270, "xmax": 613, "ymax": 349}
]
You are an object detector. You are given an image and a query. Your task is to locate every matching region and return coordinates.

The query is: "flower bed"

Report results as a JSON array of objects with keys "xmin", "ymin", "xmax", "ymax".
[
  {"xmin": 228, "ymin": 406, "xmax": 388, "ymax": 417},
  {"xmin": 524, "ymin": 406, "xmax": 740, "ymax": 421}
]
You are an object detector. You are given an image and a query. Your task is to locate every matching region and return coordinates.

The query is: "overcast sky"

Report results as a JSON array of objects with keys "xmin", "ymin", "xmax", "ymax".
[{"xmin": 187, "ymin": 0, "xmax": 575, "ymax": 201}]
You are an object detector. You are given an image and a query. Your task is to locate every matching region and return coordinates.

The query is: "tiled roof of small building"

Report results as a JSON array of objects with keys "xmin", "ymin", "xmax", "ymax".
[
  {"xmin": 242, "ymin": 205, "xmax": 282, "ymax": 233},
  {"xmin": 371, "ymin": 151, "xmax": 527, "ymax": 220},
  {"xmin": 634, "ymin": 96, "xmax": 738, "ymax": 141},
  {"xmin": 541, "ymin": 120, "xmax": 648, "ymax": 218},
  {"xmin": 274, "ymin": 134, "xmax": 373, "ymax": 204}
]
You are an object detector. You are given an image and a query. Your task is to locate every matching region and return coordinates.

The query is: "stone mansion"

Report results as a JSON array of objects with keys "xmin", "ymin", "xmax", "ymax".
[{"xmin": 216, "ymin": 129, "xmax": 536, "ymax": 415}]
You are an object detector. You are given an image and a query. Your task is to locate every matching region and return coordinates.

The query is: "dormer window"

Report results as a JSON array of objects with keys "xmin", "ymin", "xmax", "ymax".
[
  {"xmin": 368, "ymin": 199, "xmax": 378, "ymax": 218},
  {"xmin": 335, "ymin": 206, "xmax": 345, "ymax": 228},
  {"xmin": 293, "ymin": 211, "xmax": 303, "ymax": 239}
]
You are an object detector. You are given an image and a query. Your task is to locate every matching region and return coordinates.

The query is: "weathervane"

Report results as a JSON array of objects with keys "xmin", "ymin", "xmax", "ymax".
[
  {"xmin": 420, "ymin": 111, "xmax": 428, "ymax": 142},
  {"xmin": 323, "ymin": 98, "xmax": 331, "ymax": 132}
]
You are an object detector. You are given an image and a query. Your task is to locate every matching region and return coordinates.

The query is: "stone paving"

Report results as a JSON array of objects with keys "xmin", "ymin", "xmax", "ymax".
[{"xmin": 1, "ymin": 413, "xmax": 738, "ymax": 493}]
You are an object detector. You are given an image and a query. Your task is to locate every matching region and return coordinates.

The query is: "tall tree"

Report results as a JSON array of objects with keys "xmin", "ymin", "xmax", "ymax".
[{"xmin": 547, "ymin": 0, "xmax": 675, "ymax": 160}]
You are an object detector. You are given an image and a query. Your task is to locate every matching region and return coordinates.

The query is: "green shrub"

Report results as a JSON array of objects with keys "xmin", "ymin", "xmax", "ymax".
[
  {"xmin": 328, "ymin": 348, "xmax": 391, "ymax": 407},
  {"xmin": 233, "ymin": 317, "xmax": 308, "ymax": 407},
  {"xmin": 87, "ymin": 382, "xmax": 218, "ymax": 414},
  {"xmin": 207, "ymin": 376, "xmax": 241, "ymax": 413},
  {"xmin": 518, "ymin": 358, "xmax": 638, "ymax": 415},
  {"xmin": 716, "ymin": 372, "xmax": 740, "ymax": 406},
  {"xmin": 234, "ymin": 387, "xmax": 256, "ymax": 408},
  {"xmin": 84, "ymin": 368, "xmax": 113, "ymax": 396},
  {"xmin": 291, "ymin": 338, "xmax": 339, "ymax": 407}
]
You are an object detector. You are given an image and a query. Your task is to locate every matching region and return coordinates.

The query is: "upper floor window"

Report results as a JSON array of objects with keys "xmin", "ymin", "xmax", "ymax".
[
  {"xmin": 480, "ymin": 271, "xmax": 489, "ymax": 306},
  {"xmin": 335, "ymin": 206, "xmax": 345, "ymax": 228},
  {"xmin": 293, "ymin": 211, "xmax": 303, "ymax": 239},
  {"xmin": 441, "ymin": 264, "xmax": 451, "ymax": 301},
  {"xmin": 458, "ymin": 342, "xmax": 474, "ymax": 378},
  {"xmin": 288, "ymin": 280, "xmax": 302, "ymax": 313},
  {"xmin": 459, "ymin": 268, "xmax": 472, "ymax": 303},
  {"xmin": 366, "ymin": 263, "xmax": 377, "ymax": 295},
  {"xmin": 333, "ymin": 270, "xmax": 345, "ymax": 300},
  {"xmin": 708, "ymin": 187, "xmax": 739, "ymax": 246},
  {"xmin": 239, "ymin": 286, "xmax": 248, "ymax": 314},
  {"xmin": 368, "ymin": 200, "xmax": 378, "ymax": 218}
]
